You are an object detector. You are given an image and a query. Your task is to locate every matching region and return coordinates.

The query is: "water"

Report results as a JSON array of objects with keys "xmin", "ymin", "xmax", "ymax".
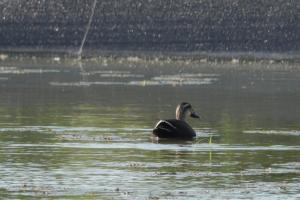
[{"xmin": 0, "ymin": 55, "xmax": 300, "ymax": 199}]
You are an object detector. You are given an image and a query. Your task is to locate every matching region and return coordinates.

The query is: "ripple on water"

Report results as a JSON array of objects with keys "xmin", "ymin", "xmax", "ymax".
[
  {"xmin": 0, "ymin": 126, "xmax": 217, "ymax": 143},
  {"xmin": 0, "ymin": 163, "xmax": 299, "ymax": 200},
  {"xmin": 0, "ymin": 125, "xmax": 299, "ymax": 199},
  {"xmin": 0, "ymin": 77, "xmax": 9, "ymax": 81},
  {"xmin": 1, "ymin": 126, "xmax": 299, "ymax": 152},
  {"xmin": 0, "ymin": 126, "xmax": 152, "ymax": 133},
  {"xmin": 0, "ymin": 67, "xmax": 60, "ymax": 74},
  {"xmin": 243, "ymin": 129, "xmax": 300, "ymax": 136},
  {"xmin": 49, "ymin": 73, "xmax": 219, "ymax": 87},
  {"xmin": 272, "ymin": 162, "xmax": 300, "ymax": 170},
  {"xmin": 4, "ymin": 142, "xmax": 300, "ymax": 154},
  {"xmin": 80, "ymin": 70, "xmax": 144, "ymax": 78}
]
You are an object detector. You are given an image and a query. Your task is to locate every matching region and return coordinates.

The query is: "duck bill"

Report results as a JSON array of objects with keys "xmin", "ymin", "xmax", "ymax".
[{"xmin": 191, "ymin": 112, "xmax": 200, "ymax": 119}]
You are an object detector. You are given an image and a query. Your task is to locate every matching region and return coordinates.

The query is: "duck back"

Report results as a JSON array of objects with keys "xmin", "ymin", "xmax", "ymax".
[{"xmin": 153, "ymin": 119, "xmax": 196, "ymax": 139}]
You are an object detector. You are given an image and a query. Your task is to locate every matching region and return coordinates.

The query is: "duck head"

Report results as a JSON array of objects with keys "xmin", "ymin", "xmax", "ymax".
[{"xmin": 176, "ymin": 102, "xmax": 200, "ymax": 121}]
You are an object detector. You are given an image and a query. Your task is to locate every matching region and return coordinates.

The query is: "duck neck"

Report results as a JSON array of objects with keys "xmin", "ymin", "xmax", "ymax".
[{"xmin": 176, "ymin": 110, "xmax": 187, "ymax": 121}]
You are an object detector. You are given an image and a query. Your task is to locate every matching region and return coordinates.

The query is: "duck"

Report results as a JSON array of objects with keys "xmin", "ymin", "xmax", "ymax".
[{"xmin": 153, "ymin": 102, "xmax": 200, "ymax": 139}]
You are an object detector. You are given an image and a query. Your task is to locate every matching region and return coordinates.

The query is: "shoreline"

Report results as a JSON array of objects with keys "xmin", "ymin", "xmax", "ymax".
[{"xmin": 0, "ymin": 48, "xmax": 299, "ymax": 71}]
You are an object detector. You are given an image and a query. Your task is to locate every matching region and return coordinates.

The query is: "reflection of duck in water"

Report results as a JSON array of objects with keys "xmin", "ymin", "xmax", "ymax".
[{"xmin": 153, "ymin": 102, "xmax": 200, "ymax": 139}]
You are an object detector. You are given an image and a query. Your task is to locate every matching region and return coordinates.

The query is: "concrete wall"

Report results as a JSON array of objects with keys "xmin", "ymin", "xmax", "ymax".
[{"xmin": 0, "ymin": 0, "xmax": 299, "ymax": 52}]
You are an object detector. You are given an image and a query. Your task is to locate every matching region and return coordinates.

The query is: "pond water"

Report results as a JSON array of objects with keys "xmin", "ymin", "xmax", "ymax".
[{"xmin": 0, "ymin": 55, "xmax": 299, "ymax": 199}]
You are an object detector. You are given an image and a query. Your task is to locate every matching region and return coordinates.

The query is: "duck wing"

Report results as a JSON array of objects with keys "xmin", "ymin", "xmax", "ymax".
[
  {"xmin": 153, "ymin": 120, "xmax": 177, "ymax": 138},
  {"xmin": 153, "ymin": 119, "xmax": 196, "ymax": 138}
]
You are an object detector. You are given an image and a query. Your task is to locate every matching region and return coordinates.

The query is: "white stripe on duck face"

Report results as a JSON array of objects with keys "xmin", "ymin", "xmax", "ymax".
[{"xmin": 177, "ymin": 103, "xmax": 193, "ymax": 121}]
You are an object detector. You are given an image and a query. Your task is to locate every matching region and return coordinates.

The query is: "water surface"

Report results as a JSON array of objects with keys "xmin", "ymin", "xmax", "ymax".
[{"xmin": 0, "ymin": 56, "xmax": 299, "ymax": 199}]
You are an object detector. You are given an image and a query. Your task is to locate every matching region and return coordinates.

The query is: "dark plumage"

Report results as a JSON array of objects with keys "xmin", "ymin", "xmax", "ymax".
[{"xmin": 153, "ymin": 102, "xmax": 200, "ymax": 139}]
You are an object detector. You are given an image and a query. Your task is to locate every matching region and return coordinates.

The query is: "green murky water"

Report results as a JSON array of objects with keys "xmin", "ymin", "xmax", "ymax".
[{"xmin": 0, "ymin": 55, "xmax": 299, "ymax": 199}]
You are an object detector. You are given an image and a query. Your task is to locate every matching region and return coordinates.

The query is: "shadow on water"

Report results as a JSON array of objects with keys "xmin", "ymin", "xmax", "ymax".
[{"xmin": 0, "ymin": 55, "xmax": 300, "ymax": 199}]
